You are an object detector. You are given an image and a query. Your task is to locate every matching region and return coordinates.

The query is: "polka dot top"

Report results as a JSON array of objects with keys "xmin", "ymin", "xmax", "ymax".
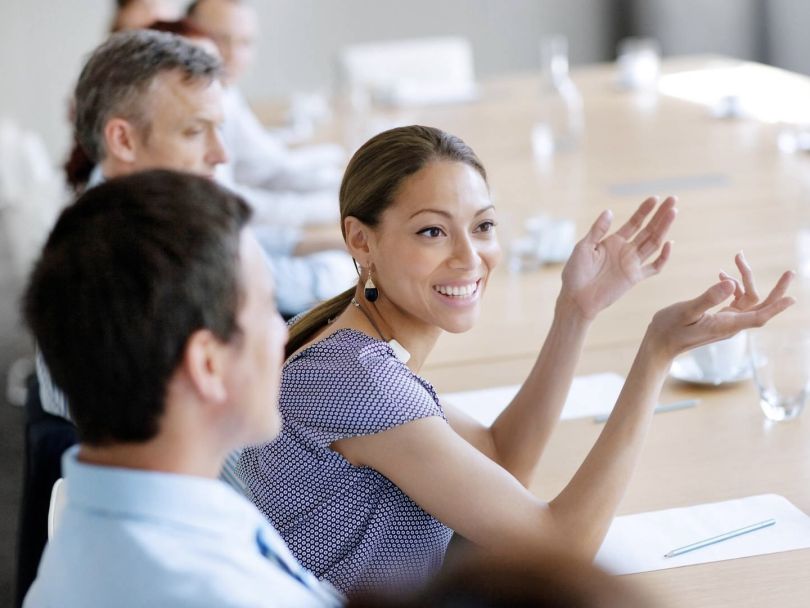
[{"xmin": 238, "ymin": 329, "xmax": 453, "ymax": 595}]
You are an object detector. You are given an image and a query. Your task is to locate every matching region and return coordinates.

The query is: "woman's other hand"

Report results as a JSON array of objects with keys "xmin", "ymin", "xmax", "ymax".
[{"xmin": 644, "ymin": 259, "xmax": 795, "ymax": 364}]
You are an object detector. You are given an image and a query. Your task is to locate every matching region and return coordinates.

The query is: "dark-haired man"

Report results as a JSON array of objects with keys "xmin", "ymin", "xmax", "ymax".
[{"xmin": 23, "ymin": 170, "xmax": 342, "ymax": 607}]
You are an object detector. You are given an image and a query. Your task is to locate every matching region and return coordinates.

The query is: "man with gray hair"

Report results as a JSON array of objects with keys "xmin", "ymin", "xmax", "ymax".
[
  {"xmin": 38, "ymin": 29, "xmax": 352, "ymax": 425},
  {"xmin": 75, "ymin": 28, "xmax": 227, "ymax": 182},
  {"xmin": 73, "ymin": 27, "xmax": 352, "ymax": 317}
]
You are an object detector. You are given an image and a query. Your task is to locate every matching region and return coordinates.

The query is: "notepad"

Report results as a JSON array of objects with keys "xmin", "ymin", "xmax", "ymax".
[
  {"xmin": 439, "ymin": 372, "xmax": 624, "ymax": 425},
  {"xmin": 595, "ymin": 494, "xmax": 810, "ymax": 575}
]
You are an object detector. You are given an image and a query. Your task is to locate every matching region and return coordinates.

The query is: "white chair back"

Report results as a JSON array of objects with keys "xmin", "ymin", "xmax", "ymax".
[
  {"xmin": 339, "ymin": 36, "xmax": 478, "ymax": 106},
  {"xmin": 48, "ymin": 478, "xmax": 67, "ymax": 539}
]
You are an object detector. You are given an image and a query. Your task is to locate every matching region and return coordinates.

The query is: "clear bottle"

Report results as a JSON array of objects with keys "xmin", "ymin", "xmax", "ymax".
[{"xmin": 532, "ymin": 35, "xmax": 584, "ymax": 158}]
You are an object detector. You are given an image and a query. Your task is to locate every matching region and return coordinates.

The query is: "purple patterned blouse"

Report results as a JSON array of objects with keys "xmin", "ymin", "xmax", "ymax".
[{"xmin": 238, "ymin": 329, "xmax": 452, "ymax": 595}]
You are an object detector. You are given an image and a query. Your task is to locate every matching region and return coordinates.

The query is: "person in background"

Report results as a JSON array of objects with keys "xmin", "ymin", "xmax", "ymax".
[
  {"xmin": 186, "ymin": 0, "xmax": 357, "ymax": 316},
  {"xmin": 22, "ymin": 170, "xmax": 342, "ymax": 607},
  {"xmin": 187, "ymin": 0, "xmax": 348, "ymax": 213},
  {"xmin": 239, "ymin": 125, "xmax": 795, "ymax": 594},
  {"xmin": 65, "ymin": 6, "xmax": 208, "ymax": 194},
  {"xmin": 64, "ymin": 24, "xmax": 352, "ymax": 315},
  {"xmin": 111, "ymin": 0, "xmax": 180, "ymax": 31}
]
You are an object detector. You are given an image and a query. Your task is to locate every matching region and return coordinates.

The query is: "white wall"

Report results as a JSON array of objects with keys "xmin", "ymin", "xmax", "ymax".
[
  {"xmin": 0, "ymin": 1, "xmax": 112, "ymax": 162},
  {"xmin": 0, "ymin": 0, "xmax": 615, "ymax": 162}
]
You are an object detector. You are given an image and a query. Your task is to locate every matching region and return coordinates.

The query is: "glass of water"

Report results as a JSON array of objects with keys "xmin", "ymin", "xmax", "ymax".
[{"xmin": 749, "ymin": 329, "xmax": 810, "ymax": 422}]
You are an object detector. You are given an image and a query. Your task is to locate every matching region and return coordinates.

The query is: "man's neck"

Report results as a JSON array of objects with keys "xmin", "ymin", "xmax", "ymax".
[
  {"xmin": 98, "ymin": 159, "xmax": 130, "ymax": 181},
  {"xmin": 78, "ymin": 432, "xmax": 226, "ymax": 479}
]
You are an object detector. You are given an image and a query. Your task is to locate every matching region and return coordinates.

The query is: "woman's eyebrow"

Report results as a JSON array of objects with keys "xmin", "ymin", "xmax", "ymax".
[{"xmin": 409, "ymin": 204, "xmax": 495, "ymax": 220}]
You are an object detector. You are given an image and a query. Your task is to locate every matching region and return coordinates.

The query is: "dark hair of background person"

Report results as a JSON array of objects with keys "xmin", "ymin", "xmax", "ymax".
[
  {"xmin": 23, "ymin": 170, "xmax": 251, "ymax": 445},
  {"xmin": 65, "ymin": 28, "xmax": 220, "ymax": 192},
  {"xmin": 284, "ymin": 124, "xmax": 487, "ymax": 358},
  {"xmin": 348, "ymin": 549, "xmax": 653, "ymax": 608}
]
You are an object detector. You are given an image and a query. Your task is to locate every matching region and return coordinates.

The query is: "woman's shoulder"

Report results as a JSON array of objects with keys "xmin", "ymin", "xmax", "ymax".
[
  {"xmin": 280, "ymin": 328, "xmax": 443, "ymax": 428},
  {"xmin": 285, "ymin": 328, "xmax": 406, "ymax": 377}
]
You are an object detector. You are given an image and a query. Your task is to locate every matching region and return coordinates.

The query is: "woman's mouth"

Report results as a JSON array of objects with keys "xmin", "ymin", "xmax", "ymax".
[{"xmin": 432, "ymin": 279, "xmax": 481, "ymax": 299}]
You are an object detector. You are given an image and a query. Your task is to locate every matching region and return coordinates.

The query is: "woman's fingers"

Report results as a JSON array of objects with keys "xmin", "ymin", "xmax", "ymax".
[
  {"xmin": 751, "ymin": 270, "xmax": 795, "ymax": 311},
  {"xmin": 614, "ymin": 196, "xmax": 658, "ymax": 240},
  {"xmin": 641, "ymin": 241, "xmax": 673, "ymax": 278},
  {"xmin": 723, "ymin": 295, "xmax": 796, "ymax": 331},
  {"xmin": 583, "ymin": 209, "xmax": 613, "ymax": 245},
  {"xmin": 633, "ymin": 202, "xmax": 678, "ymax": 260},
  {"xmin": 684, "ymin": 280, "xmax": 736, "ymax": 321},
  {"xmin": 719, "ymin": 271, "xmax": 745, "ymax": 303},
  {"xmin": 734, "ymin": 251, "xmax": 760, "ymax": 302}
]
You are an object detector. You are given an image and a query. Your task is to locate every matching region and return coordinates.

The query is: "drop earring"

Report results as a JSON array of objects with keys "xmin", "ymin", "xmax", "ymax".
[{"xmin": 364, "ymin": 269, "xmax": 379, "ymax": 302}]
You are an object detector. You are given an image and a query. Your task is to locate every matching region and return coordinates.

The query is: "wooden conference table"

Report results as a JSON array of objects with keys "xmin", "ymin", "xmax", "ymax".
[{"xmin": 261, "ymin": 57, "xmax": 810, "ymax": 606}]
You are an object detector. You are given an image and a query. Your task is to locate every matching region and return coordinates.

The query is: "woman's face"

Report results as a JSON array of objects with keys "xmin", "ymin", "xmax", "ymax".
[{"xmin": 368, "ymin": 160, "xmax": 501, "ymax": 334}]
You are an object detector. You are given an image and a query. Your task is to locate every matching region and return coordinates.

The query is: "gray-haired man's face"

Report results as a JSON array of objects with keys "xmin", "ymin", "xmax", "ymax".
[{"xmin": 127, "ymin": 70, "xmax": 228, "ymax": 178}]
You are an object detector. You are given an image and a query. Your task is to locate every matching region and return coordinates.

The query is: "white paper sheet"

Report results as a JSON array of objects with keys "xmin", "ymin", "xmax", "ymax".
[
  {"xmin": 595, "ymin": 494, "xmax": 810, "ymax": 575},
  {"xmin": 440, "ymin": 372, "xmax": 625, "ymax": 425}
]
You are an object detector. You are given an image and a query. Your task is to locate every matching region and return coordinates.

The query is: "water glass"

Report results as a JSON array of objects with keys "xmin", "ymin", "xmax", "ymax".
[{"xmin": 749, "ymin": 329, "xmax": 810, "ymax": 422}]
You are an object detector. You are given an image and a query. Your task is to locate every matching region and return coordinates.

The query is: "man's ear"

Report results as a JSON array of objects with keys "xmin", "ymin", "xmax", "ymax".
[
  {"xmin": 182, "ymin": 329, "xmax": 229, "ymax": 405},
  {"xmin": 103, "ymin": 118, "xmax": 139, "ymax": 164},
  {"xmin": 343, "ymin": 216, "xmax": 374, "ymax": 263}
]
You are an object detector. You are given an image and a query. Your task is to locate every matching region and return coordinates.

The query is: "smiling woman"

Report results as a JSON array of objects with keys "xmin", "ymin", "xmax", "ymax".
[{"xmin": 237, "ymin": 125, "xmax": 795, "ymax": 595}]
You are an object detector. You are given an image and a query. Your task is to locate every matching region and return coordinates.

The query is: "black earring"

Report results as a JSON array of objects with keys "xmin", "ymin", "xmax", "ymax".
[{"xmin": 364, "ymin": 271, "xmax": 378, "ymax": 302}]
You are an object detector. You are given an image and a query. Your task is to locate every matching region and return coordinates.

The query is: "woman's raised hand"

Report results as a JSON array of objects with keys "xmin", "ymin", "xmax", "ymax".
[
  {"xmin": 644, "ymin": 258, "xmax": 795, "ymax": 363},
  {"xmin": 560, "ymin": 196, "xmax": 677, "ymax": 320}
]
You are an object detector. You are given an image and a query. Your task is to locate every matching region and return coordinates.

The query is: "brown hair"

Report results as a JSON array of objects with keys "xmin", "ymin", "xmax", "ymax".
[
  {"xmin": 24, "ymin": 170, "xmax": 251, "ymax": 445},
  {"xmin": 285, "ymin": 125, "xmax": 487, "ymax": 357}
]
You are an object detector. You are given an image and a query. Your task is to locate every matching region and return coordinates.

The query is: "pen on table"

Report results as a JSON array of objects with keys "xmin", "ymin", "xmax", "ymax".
[
  {"xmin": 663, "ymin": 518, "xmax": 776, "ymax": 559},
  {"xmin": 593, "ymin": 398, "xmax": 699, "ymax": 424}
]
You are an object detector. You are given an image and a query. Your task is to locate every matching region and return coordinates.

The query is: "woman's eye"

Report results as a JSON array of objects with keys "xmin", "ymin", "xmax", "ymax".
[
  {"xmin": 418, "ymin": 227, "xmax": 445, "ymax": 238},
  {"xmin": 476, "ymin": 220, "xmax": 497, "ymax": 233}
]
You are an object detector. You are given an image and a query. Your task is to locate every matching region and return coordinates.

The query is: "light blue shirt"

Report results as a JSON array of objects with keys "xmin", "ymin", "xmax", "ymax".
[{"xmin": 24, "ymin": 447, "xmax": 343, "ymax": 608}]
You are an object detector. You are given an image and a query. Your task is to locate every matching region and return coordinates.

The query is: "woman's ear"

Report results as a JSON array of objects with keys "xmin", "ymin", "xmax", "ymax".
[
  {"xmin": 181, "ymin": 329, "xmax": 229, "ymax": 405},
  {"xmin": 103, "ymin": 117, "xmax": 139, "ymax": 164},
  {"xmin": 343, "ymin": 216, "xmax": 374, "ymax": 262}
]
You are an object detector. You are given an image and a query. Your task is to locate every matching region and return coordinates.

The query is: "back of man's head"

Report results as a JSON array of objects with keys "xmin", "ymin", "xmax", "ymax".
[
  {"xmin": 74, "ymin": 29, "xmax": 221, "ymax": 163},
  {"xmin": 23, "ymin": 170, "xmax": 251, "ymax": 445}
]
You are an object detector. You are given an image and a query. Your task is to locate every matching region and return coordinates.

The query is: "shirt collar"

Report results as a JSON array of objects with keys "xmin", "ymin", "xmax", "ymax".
[
  {"xmin": 62, "ymin": 445, "xmax": 264, "ymax": 541},
  {"xmin": 87, "ymin": 165, "xmax": 105, "ymax": 188}
]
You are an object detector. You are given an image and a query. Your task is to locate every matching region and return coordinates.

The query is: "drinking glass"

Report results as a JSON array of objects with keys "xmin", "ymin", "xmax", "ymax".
[{"xmin": 749, "ymin": 329, "xmax": 810, "ymax": 422}]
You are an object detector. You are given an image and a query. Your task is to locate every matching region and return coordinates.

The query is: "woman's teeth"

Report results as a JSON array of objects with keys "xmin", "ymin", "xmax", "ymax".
[{"xmin": 433, "ymin": 282, "xmax": 477, "ymax": 297}]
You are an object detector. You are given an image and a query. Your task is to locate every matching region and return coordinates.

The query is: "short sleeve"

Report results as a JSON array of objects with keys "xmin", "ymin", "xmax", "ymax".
[{"xmin": 279, "ymin": 331, "xmax": 445, "ymax": 448}]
